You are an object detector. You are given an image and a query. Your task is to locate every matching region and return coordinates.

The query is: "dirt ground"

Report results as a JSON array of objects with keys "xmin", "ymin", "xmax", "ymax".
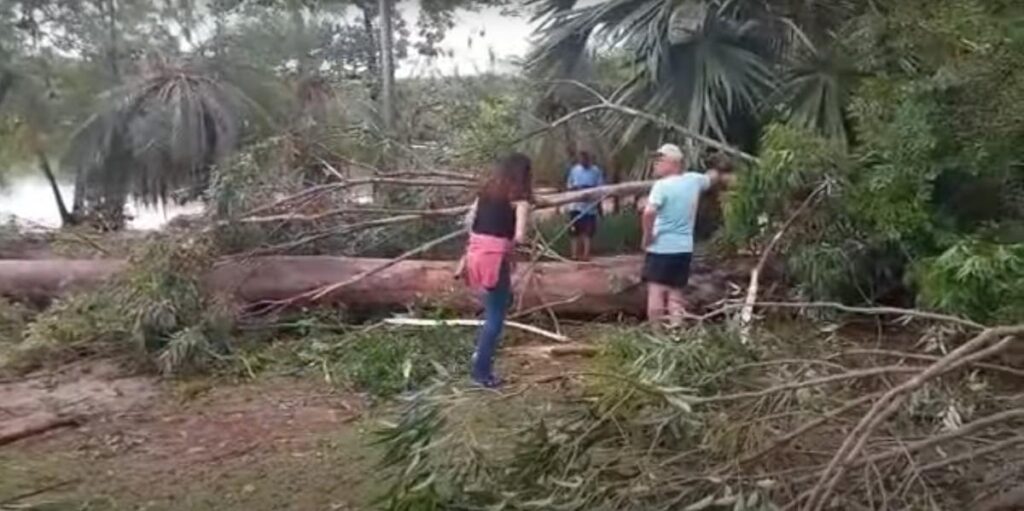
[
  {"xmin": 0, "ymin": 339, "xmax": 589, "ymax": 510},
  {"xmin": 0, "ymin": 359, "xmax": 375, "ymax": 510}
]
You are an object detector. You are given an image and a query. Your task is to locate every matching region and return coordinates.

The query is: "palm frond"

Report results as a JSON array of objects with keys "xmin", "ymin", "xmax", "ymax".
[
  {"xmin": 779, "ymin": 47, "xmax": 857, "ymax": 143},
  {"xmin": 63, "ymin": 63, "xmax": 246, "ymax": 206},
  {"xmin": 607, "ymin": 3, "xmax": 776, "ymax": 150}
]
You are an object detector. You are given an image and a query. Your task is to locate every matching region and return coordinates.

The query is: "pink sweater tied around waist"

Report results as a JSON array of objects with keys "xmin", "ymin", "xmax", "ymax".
[{"xmin": 463, "ymin": 233, "xmax": 514, "ymax": 291}]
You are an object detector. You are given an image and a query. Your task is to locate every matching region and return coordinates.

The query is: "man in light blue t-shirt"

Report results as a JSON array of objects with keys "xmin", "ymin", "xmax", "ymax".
[
  {"xmin": 565, "ymin": 150, "xmax": 604, "ymax": 261},
  {"xmin": 641, "ymin": 144, "xmax": 733, "ymax": 326}
]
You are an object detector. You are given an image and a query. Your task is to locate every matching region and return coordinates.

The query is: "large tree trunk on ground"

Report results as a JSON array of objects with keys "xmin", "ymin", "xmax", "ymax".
[{"xmin": 0, "ymin": 256, "xmax": 754, "ymax": 316}]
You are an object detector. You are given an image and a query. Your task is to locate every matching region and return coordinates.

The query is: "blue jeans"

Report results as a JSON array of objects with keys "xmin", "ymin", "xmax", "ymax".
[{"xmin": 471, "ymin": 261, "xmax": 511, "ymax": 383}]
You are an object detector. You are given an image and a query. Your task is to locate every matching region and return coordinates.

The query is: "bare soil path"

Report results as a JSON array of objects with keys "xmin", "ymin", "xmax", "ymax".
[{"xmin": 0, "ymin": 334, "xmax": 593, "ymax": 510}]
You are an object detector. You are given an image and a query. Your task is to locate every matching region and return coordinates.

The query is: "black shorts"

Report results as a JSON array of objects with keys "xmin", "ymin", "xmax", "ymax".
[
  {"xmin": 568, "ymin": 212, "xmax": 598, "ymax": 237},
  {"xmin": 642, "ymin": 252, "xmax": 692, "ymax": 289}
]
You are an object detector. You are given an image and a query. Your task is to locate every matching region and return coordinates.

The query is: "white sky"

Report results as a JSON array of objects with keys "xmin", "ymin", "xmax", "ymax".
[{"xmin": 397, "ymin": 3, "xmax": 537, "ymax": 77}]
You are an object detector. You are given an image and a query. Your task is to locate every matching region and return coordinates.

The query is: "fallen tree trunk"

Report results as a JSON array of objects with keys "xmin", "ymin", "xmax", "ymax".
[{"xmin": 0, "ymin": 256, "xmax": 753, "ymax": 316}]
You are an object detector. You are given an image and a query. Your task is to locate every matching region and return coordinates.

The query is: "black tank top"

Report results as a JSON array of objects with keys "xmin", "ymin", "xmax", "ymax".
[{"xmin": 472, "ymin": 197, "xmax": 516, "ymax": 239}]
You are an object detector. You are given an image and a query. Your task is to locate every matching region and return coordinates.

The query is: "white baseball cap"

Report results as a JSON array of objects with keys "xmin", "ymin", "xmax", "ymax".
[{"xmin": 653, "ymin": 143, "xmax": 684, "ymax": 162}]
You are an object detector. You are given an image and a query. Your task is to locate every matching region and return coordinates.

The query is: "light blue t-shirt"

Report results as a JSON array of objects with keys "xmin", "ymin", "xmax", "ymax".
[
  {"xmin": 646, "ymin": 172, "xmax": 711, "ymax": 254},
  {"xmin": 566, "ymin": 164, "xmax": 604, "ymax": 215}
]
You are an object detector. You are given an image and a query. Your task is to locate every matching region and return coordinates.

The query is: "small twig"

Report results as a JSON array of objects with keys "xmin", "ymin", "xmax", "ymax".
[
  {"xmin": 692, "ymin": 366, "xmax": 920, "ymax": 406},
  {"xmin": 917, "ymin": 436, "xmax": 1024, "ymax": 473},
  {"xmin": 697, "ymin": 301, "xmax": 986, "ymax": 330},
  {"xmin": 0, "ymin": 478, "xmax": 80, "ymax": 505},
  {"xmin": 0, "ymin": 416, "xmax": 81, "ymax": 447},
  {"xmin": 851, "ymin": 407, "xmax": 1024, "ymax": 470},
  {"xmin": 510, "ymin": 294, "xmax": 584, "ymax": 319},
  {"xmin": 382, "ymin": 318, "xmax": 571, "ymax": 343},
  {"xmin": 838, "ymin": 348, "xmax": 1024, "ymax": 378}
]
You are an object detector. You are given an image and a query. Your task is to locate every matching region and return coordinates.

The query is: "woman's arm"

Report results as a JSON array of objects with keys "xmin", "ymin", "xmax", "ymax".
[{"xmin": 513, "ymin": 200, "xmax": 530, "ymax": 245}]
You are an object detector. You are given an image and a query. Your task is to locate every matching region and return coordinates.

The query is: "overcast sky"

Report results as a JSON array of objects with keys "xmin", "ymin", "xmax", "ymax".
[{"xmin": 397, "ymin": 3, "xmax": 537, "ymax": 77}]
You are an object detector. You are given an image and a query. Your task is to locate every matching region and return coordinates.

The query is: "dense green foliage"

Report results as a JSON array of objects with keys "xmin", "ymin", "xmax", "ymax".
[{"xmin": 720, "ymin": 0, "xmax": 1024, "ymax": 320}]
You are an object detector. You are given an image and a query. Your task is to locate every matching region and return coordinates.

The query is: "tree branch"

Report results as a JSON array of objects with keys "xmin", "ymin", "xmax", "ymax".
[
  {"xmin": 513, "ymin": 80, "xmax": 759, "ymax": 164},
  {"xmin": 738, "ymin": 181, "xmax": 829, "ymax": 339},
  {"xmin": 697, "ymin": 301, "xmax": 986, "ymax": 330},
  {"xmin": 804, "ymin": 326, "xmax": 1024, "ymax": 511}
]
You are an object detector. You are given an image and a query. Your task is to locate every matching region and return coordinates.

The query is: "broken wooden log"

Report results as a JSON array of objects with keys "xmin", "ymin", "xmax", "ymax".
[{"xmin": 0, "ymin": 255, "xmax": 754, "ymax": 316}]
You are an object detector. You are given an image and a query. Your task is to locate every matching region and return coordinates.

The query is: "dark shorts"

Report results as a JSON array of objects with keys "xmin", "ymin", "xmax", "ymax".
[
  {"xmin": 568, "ymin": 212, "xmax": 598, "ymax": 237},
  {"xmin": 642, "ymin": 252, "xmax": 693, "ymax": 289}
]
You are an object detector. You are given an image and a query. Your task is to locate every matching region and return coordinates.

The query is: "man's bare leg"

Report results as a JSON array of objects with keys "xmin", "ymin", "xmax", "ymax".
[
  {"xmin": 666, "ymin": 288, "xmax": 687, "ymax": 328},
  {"xmin": 581, "ymin": 236, "xmax": 592, "ymax": 262},
  {"xmin": 647, "ymin": 283, "xmax": 670, "ymax": 329}
]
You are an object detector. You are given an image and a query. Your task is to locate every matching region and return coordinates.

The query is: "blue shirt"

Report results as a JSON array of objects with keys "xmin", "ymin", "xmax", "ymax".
[
  {"xmin": 646, "ymin": 172, "xmax": 711, "ymax": 254},
  {"xmin": 566, "ymin": 164, "xmax": 604, "ymax": 215}
]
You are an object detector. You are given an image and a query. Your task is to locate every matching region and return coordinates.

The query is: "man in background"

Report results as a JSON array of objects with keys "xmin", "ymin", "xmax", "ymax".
[
  {"xmin": 565, "ymin": 150, "xmax": 604, "ymax": 261},
  {"xmin": 641, "ymin": 144, "xmax": 733, "ymax": 327}
]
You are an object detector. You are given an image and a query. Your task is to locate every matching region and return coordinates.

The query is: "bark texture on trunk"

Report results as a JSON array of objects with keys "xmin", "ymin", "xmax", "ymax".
[
  {"xmin": 0, "ymin": 256, "xmax": 753, "ymax": 316},
  {"xmin": 37, "ymin": 151, "xmax": 75, "ymax": 227},
  {"xmin": 377, "ymin": 0, "xmax": 395, "ymax": 133}
]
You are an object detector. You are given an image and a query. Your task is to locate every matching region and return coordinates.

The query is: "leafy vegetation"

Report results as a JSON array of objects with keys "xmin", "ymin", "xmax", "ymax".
[
  {"xmin": 374, "ymin": 324, "xmax": 1015, "ymax": 510},
  {"xmin": 2, "ymin": 0, "xmax": 1024, "ymax": 508},
  {"xmin": 7, "ymin": 235, "xmax": 232, "ymax": 374}
]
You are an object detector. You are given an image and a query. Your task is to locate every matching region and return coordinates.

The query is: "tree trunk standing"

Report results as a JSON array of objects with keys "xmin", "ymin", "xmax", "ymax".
[
  {"xmin": 103, "ymin": 0, "xmax": 120, "ymax": 83},
  {"xmin": 288, "ymin": 0, "xmax": 310, "ymax": 78},
  {"xmin": 73, "ymin": 0, "xmax": 122, "ymax": 220},
  {"xmin": 377, "ymin": 0, "xmax": 396, "ymax": 135},
  {"xmin": 0, "ymin": 70, "xmax": 15, "ymax": 107},
  {"xmin": 36, "ymin": 151, "xmax": 74, "ymax": 227},
  {"xmin": 356, "ymin": 1, "xmax": 381, "ymax": 101}
]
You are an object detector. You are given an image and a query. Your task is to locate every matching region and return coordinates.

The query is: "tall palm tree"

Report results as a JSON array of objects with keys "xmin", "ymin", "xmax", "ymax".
[
  {"xmin": 527, "ymin": 0, "xmax": 866, "ymax": 161},
  {"xmin": 63, "ymin": 57, "xmax": 247, "ymax": 224}
]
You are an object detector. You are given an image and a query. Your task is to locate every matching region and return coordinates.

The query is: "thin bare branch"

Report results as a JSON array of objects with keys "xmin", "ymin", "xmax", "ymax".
[
  {"xmin": 513, "ymin": 81, "xmax": 759, "ymax": 163},
  {"xmin": 692, "ymin": 366, "xmax": 920, "ymax": 406},
  {"xmin": 739, "ymin": 181, "xmax": 829, "ymax": 338},
  {"xmin": 804, "ymin": 327, "xmax": 1024, "ymax": 511},
  {"xmin": 838, "ymin": 348, "xmax": 1024, "ymax": 378},
  {"xmin": 698, "ymin": 301, "xmax": 986, "ymax": 330}
]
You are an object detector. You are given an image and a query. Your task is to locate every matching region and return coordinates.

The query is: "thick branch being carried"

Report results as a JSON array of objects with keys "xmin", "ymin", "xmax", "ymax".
[{"xmin": 238, "ymin": 181, "xmax": 656, "ymax": 227}]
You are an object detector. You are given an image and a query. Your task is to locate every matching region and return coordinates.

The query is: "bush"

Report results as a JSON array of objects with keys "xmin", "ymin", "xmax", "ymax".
[
  {"xmin": 916, "ymin": 239, "xmax": 1024, "ymax": 323},
  {"xmin": 0, "ymin": 297, "xmax": 32, "ymax": 344},
  {"xmin": 9, "ymin": 234, "xmax": 234, "ymax": 375}
]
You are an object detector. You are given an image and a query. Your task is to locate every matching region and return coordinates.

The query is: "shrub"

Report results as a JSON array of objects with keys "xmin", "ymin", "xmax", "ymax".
[
  {"xmin": 9, "ymin": 234, "xmax": 234, "ymax": 375},
  {"xmin": 916, "ymin": 239, "xmax": 1024, "ymax": 323}
]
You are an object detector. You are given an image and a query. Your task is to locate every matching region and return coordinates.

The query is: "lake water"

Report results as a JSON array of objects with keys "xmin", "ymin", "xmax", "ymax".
[{"xmin": 0, "ymin": 174, "xmax": 203, "ymax": 230}]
